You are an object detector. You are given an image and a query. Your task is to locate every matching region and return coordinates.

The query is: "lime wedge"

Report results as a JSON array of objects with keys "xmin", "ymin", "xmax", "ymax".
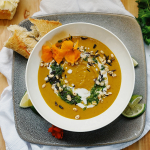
[
  {"xmin": 129, "ymin": 95, "xmax": 142, "ymax": 108},
  {"xmin": 19, "ymin": 91, "xmax": 33, "ymax": 108},
  {"xmin": 122, "ymin": 103, "xmax": 146, "ymax": 118},
  {"xmin": 132, "ymin": 57, "xmax": 138, "ymax": 67}
]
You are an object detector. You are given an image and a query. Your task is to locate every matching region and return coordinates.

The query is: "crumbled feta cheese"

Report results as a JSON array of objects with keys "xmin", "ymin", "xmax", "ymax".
[
  {"xmin": 112, "ymin": 74, "xmax": 117, "ymax": 77},
  {"xmin": 73, "ymin": 92, "xmax": 77, "ymax": 96},
  {"xmin": 102, "ymin": 60, "xmax": 106, "ymax": 65},
  {"xmin": 107, "ymin": 60, "xmax": 111, "ymax": 63},
  {"xmin": 56, "ymin": 82, "xmax": 60, "ymax": 87},
  {"xmin": 67, "ymin": 95, "xmax": 71, "ymax": 101},
  {"xmin": 49, "ymin": 74, "xmax": 54, "ymax": 78},
  {"xmin": 67, "ymin": 69, "xmax": 72, "ymax": 74},
  {"xmin": 100, "ymin": 50, "xmax": 104, "ymax": 54},
  {"xmin": 56, "ymin": 75, "xmax": 59, "ymax": 79},
  {"xmin": 102, "ymin": 71, "xmax": 106, "ymax": 75},
  {"xmin": 90, "ymin": 51, "xmax": 94, "ymax": 55},
  {"xmin": 44, "ymin": 63, "xmax": 49, "ymax": 67},
  {"xmin": 108, "ymin": 92, "xmax": 112, "ymax": 95},
  {"xmin": 98, "ymin": 94, "xmax": 102, "ymax": 100},
  {"xmin": 44, "ymin": 77, "xmax": 48, "ymax": 81},
  {"xmin": 42, "ymin": 84, "xmax": 46, "ymax": 88},
  {"xmin": 107, "ymin": 85, "xmax": 111, "ymax": 89},
  {"xmin": 88, "ymin": 57, "xmax": 93, "ymax": 63},
  {"xmin": 75, "ymin": 62, "xmax": 79, "ymax": 65},
  {"xmin": 100, "ymin": 82, "xmax": 105, "ymax": 86},
  {"xmin": 79, "ymin": 46, "xmax": 84, "ymax": 51},
  {"xmin": 59, "ymin": 87, "xmax": 63, "ymax": 92},
  {"xmin": 40, "ymin": 63, "xmax": 44, "ymax": 67},
  {"xmin": 92, "ymin": 101, "xmax": 97, "ymax": 105},
  {"xmin": 64, "ymin": 80, "xmax": 68, "ymax": 84},
  {"xmin": 73, "ymin": 108, "xmax": 78, "ymax": 111},
  {"xmin": 105, "ymin": 68, "xmax": 109, "ymax": 72},
  {"xmin": 72, "ymin": 84, "xmax": 75, "ymax": 87},
  {"xmin": 51, "ymin": 84, "xmax": 55, "ymax": 90},
  {"xmin": 81, "ymin": 54, "xmax": 87, "ymax": 59},
  {"xmin": 75, "ymin": 115, "xmax": 80, "ymax": 119},
  {"xmin": 99, "ymin": 57, "xmax": 103, "ymax": 62},
  {"xmin": 111, "ymin": 54, "xmax": 114, "ymax": 58},
  {"xmin": 103, "ymin": 56, "xmax": 106, "ymax": 60},
  {"xmin": 96, "ymin": 80, "xmax": 100, "ymax": 85}
]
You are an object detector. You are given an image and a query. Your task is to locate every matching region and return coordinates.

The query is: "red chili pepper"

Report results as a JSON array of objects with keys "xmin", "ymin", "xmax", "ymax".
[{"xmin": 48, "ymin": 125, "xmax": 63, "ymax": 139}]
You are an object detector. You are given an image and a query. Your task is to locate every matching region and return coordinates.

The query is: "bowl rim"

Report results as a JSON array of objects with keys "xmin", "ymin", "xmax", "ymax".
[{"xmin": 26, "ymin": 22, "xmax": 135, "ymax": 132}]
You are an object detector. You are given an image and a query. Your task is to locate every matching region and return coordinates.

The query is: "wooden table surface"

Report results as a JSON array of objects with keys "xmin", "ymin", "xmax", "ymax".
[{"xmin": 0, "ymin": 0, "xmax": 149, "ymax": 150}]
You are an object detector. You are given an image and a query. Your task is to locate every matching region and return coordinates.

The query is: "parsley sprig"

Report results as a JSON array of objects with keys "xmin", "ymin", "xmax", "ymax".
[
  {"xmin": 87, "ymin": 84, "xmax": 105, "ymax": 105},
  {"xmin": 136, "ymin": 0, "xmax": 150, "ymax": 45}
]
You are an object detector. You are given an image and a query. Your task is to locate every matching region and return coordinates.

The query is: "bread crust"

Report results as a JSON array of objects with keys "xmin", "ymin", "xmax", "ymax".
[
  {"xmin": 5, "ymin": 19, "xmax": 62, "ymax": 59},
  {"xmin": 29, "ymin": 18, "xmax": 62, "ymax": 37},
  {"xmin": 0, "ymin": 0, "xmax": 19, "ymax": 20},
  {"xmin": 5, "ymin": 31, "xmax": 30, "ymax": 58},
  {"xmin": 0, "ymin": 10, "xmax": 11, "ymax": 20}
]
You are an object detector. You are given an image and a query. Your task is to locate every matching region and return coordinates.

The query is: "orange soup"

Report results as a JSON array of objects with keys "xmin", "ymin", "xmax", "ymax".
[{"xmin": 38, "ymin": 36, "xmax": 121, "ymax": 119}]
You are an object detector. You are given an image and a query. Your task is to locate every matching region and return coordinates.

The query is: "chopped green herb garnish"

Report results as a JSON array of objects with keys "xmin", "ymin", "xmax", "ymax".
[
  {"xmin": 83, "ymin": 107, "xmax": 87, "ymax": 111},
  {"xmin": 136, "ymin": 0, "xmax": 150, "ymax": 45},
  {"xmin": 93, "ymin": 57, "xmax": 98, "ymax": 63},
  {"xmin": 58, "ymin": 87, "xmax": 82, "ymax": 105},
  {"xmin": 87, "ymin": 84, "xmax": 105, "ymax": 104},
  {"xmin": 101, "ymin": 65, "xmax": 105, "ymax": 70},
  {"xmin": 51, "ymin": 61, "xmax": 64, "ymax": 76},
  {"xmin": 83, "ymin": 56, "xmax": 88, "ymax": 61},
  {"xmin": 58, "ymin": 40, "xmax": 63, "ymax": 43}
]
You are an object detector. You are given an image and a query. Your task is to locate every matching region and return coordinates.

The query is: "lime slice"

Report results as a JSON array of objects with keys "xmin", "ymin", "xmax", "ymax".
[
  {"xmin": 19, "ymin": 92, "xmax": 33, "ymax": 108},
  {"xmin": 122, "ymin": 103, "xmax": 146, "ymax": 118},
  {"xmin": 129, "ymin": 95, "xmax": 142, "ymax": 108},
  {"xmin": 132, "ymin": 57, "xmax": 138, "ymax": 67}
]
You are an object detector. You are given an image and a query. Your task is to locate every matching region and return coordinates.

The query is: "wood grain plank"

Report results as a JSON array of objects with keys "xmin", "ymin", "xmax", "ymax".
[
  {"xmin": 121, "ymin": 0, "xmax": 138, "ymax": 17},
  {"xmin": 0, "ymin": 73, "xmax": 8, "ymax": 95},
  {"xmin": 0, "ymin": 129, "xmax": 6, "ymax": 150},
  {"xmin": 122, "ymin": 1, "xmax": 150, "ymax": 150},
  {"xmin": 0, "ymin": 0, "xmax": 42, "ymax": 149},
  {"xmin": 0, "ymin": 0, "xmax": 42, "ymax": 50}
]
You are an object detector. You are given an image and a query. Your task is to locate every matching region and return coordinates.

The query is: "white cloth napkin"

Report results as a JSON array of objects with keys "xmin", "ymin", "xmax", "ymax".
[{"xmin": 0, "ymin": 0, "xmax": 150, "ymax": 150}]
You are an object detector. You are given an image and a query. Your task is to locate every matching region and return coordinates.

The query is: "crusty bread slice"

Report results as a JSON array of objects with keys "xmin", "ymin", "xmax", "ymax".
[
  {"xmin": 5, "ymin": 31, "xmax": 30, "ymax": 58},
  {"xmin": 29, "ymin": 18, "xmax": 62, "ymax": 38},
  {"xmin": 30, "ymin": 25, "xmax": 40, "ymax": 39},
  {"xmin": 4, "ymin": 25, "xmax": 37, "ymax": 58},
  {"xmin": 0, "ymin": 0, "xmax": 20, "ymax": 20},
  {"xmin": 4, "ymin": 19, "xmax": 62, "ymax": 59},
  {"xmin": 0, "ymin": 10, "xmax": 12, "ymax": 20}
]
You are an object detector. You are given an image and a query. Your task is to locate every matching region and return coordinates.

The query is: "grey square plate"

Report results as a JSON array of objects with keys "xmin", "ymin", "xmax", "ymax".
[{"xmin": 13, "ymin": 13, "xmax": 147, "ymax": 147}]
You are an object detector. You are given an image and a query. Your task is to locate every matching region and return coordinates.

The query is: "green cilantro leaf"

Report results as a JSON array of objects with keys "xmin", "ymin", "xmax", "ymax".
[{"xmin": 136, "ymin": 0, "xmax": 150, "ymax": 45}]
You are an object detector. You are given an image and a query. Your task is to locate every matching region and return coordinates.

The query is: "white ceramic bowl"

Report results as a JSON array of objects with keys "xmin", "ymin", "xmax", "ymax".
[{"xmin": 26, "ymin": 22, "xmax": 135, "ymax": 132}]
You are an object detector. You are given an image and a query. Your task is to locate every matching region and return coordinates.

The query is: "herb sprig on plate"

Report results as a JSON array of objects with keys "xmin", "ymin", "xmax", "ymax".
[
  {"xmin": 136, "ymin": 0, "xmax": 150, "ymax": 45},
  {"xmin": 87, "ymin": 84, "xmax": 105, "ymax": 105}
]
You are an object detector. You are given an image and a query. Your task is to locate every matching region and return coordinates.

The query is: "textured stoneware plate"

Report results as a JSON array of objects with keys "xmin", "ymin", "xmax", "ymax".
[{"xmin": 13, "ymin": 13, "xmax": 147, "ymax": 146}]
